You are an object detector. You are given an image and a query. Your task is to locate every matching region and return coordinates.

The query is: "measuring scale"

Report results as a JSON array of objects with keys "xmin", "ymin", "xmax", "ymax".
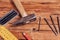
[{"xmin": 0, "ymin": 25, "xmax": 18, "ymax": 40}]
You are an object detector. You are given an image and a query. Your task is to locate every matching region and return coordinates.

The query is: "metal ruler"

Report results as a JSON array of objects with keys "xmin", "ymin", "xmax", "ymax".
[{"xmin": 0, "ymin": 10, "xmax": 18, "ymax": 25}]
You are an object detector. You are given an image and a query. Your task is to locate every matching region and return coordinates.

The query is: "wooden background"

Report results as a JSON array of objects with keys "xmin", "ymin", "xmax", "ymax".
[{"xmin": 0, "ymin": 0, "xmax": 60, "ymax": 40}]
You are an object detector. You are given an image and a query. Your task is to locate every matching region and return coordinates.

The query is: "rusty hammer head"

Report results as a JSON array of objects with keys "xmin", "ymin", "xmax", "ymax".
[{"xmin": 13, "ymin": 14, "xmax": 36, "ymax": 25}]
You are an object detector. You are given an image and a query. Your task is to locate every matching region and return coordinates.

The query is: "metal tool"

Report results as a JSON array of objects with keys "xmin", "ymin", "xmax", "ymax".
[
  {"xmin": 12, "ymin": 0, "xmax": 36, "ymax": 25},
  {"xmin": 57, "ymin": 16, "xmax": 60, "ymax": 33},
  {"xmin": 37, "ymin": 17, "xmax": 41, "ymax": 31},
  {"xmin": 51, "ymin": 14, "xmax": 60, "ymax": 33},
  {"xmin": 44, "ymin": 18, "xmax": 57, "ymax": 36},
  {"xmin": 32, "ymin": 17, "xmax": 41, "ymax": 31},
  {"xmin": 0, "ymin": 10, "xmax": 18, "ymax": 25},
  {"xmin": 13, "ymin": 14, "xmax": 36, "ymax": 25},
  {"xmin": 50, "ymin": 16, "xmax": 58, "ymax": 34}
]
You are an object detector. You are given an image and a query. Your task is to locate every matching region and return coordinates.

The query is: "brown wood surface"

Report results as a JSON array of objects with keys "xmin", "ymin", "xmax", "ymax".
[{"xmin": 0, "ymin": 0, "xmax": 60, "ymax": 40}]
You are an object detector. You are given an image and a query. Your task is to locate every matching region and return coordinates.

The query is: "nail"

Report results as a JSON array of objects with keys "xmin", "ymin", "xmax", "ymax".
[
  {"xmin": 50, "ymin": 16, "xmax": 58, "ymax": 34},
  {"xmin": 44, "ymin": 18, "xmax": 57, "ymax": 36},
  {"xmin": 57, "ymin": 16, "xmax": 60, "ymax": 33},
  {"xmin": 37, "ymin": 17, "xmax": 41, "ymax": 31}
]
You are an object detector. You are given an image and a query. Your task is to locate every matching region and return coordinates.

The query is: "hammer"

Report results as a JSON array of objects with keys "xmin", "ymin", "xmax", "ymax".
[{"xmin": 12, "ymin": 0, "xmax": 36, "ymax": 25}]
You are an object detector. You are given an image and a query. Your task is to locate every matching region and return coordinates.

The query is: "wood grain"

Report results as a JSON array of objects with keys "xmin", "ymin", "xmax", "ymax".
[
  {"xmin": 0, "ymin": 0, "xmax": 60, "ymax": 3},
  {"xmin": 0, "ymin": 0, "xmax": 60, "ymax": 40}
]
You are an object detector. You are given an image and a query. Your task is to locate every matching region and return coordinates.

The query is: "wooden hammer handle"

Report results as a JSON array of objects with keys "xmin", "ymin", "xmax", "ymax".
[{"xmin": 12, "ymin": 0, "xmax": 27, "ymax": 17}]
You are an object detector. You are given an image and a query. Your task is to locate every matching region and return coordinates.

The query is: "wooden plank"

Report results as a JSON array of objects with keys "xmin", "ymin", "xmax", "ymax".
[
  {"xmin": 0, "ymin": 0, "xmax": 60, "ymax": 40},
  {"xmin": 0, "ymin": 0, "xmax": 60, "ymax": 3}
]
